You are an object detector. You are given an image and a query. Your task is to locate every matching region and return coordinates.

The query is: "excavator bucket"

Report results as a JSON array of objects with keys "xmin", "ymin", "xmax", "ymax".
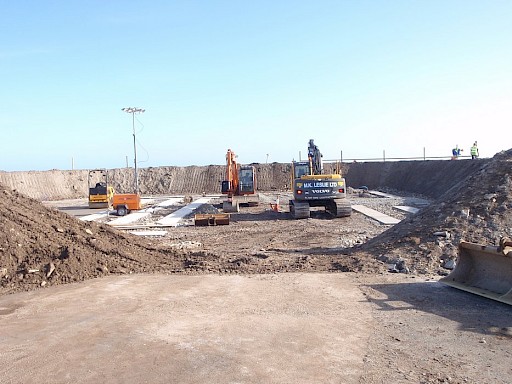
[
  {"xmin": 194, "ymin": 213, "xmax": 230, "ymax": 226},
  {"xmin": 440, "ymin": 240, "xmax": 512, "ymax": 305}
]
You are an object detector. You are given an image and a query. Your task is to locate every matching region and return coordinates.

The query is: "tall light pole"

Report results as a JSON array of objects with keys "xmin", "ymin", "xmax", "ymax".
[{"xmin": 121, "ymin": 107, "xmax": 145, "ymax": 194}]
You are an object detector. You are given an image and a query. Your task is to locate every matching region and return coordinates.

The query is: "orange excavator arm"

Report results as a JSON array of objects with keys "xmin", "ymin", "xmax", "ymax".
[{"xmin": 225, "ymin": 149, "xmax": 239, "ymax": 196}]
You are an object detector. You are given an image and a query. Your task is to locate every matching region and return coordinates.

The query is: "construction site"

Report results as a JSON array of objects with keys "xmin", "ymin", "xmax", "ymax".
[{"xmin": 0, "ymin": 147, "xmax": 511, "ymax": 384}]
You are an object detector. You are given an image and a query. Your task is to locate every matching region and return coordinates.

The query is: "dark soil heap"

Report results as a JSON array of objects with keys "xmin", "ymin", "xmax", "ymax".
[
  {"xmin": 356, "ymin": 149, "xmax": 512, "ymax": 274},
  {"xmin": 0, "ymin": 187, "xmax": 198, "ymax": 295}
]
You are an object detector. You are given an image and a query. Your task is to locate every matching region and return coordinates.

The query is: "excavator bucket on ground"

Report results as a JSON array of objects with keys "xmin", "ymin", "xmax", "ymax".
[
  {"xmin": 440, "ymin": 239, "xmax": 512, "ymax": 305},
  {"xmin": 194, "ymin": 213, "xmax": 230, "ymax": 226}
]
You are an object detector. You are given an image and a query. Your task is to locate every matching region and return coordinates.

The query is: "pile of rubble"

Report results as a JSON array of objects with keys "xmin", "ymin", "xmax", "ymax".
[
  {"xmin": 0, "ymin": 186, "xmax": 194, "ymax": 294},
  {"xmin": 354, "ymin": 149, "xmax": 512, "ymax": 274}
]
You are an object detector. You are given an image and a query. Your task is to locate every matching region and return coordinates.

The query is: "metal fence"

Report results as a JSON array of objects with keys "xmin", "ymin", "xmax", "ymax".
[{"xmin": 298, "ymin": 149, "xmax": 478, "ymax": 163}]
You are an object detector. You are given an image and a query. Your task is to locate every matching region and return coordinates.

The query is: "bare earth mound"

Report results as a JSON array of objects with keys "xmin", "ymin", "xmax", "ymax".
[
  {"xmin": 353, "ymin": 149, "xmax": 512, "ymax": 273},
  {"xmin": 0, "ymin": 187, "xmax": 192, "ymax": 294}
]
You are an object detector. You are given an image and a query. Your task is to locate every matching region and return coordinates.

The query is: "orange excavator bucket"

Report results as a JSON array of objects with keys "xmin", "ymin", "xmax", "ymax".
[{"xmin": 440, "ymin": 239, "xmax": 512, "ymax": 305}]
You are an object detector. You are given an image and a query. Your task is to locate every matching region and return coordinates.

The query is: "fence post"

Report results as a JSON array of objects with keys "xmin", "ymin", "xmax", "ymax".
[{"xmin": 383, "ymin": 150, "xmax": 386, "ymax": 162}]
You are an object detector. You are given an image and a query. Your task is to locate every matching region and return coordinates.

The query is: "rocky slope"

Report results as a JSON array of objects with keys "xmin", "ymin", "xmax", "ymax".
[{"xmin": 352, "ymin": 149, "xmax": 512, "ymax": 273}]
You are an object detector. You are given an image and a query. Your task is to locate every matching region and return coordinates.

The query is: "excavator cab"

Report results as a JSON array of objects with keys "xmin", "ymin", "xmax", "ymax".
[
  {"xmin": 292, "ymin": 161, "xmax": 311, "ymax": 179},
  {"xmin": 239, "ymin": 166, "xmax": 256, "ymax": 194}
]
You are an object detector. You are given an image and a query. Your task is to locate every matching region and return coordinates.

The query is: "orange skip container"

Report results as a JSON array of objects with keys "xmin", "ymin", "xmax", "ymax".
[{"xmin": 112, "ymin": 193, "xmax": 141, "ymax": 216}]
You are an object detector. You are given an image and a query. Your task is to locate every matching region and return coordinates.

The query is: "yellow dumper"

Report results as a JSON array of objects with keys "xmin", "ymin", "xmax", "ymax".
[{"xmin": 88, "ymin": 169, "xmax": 114, "ymax": 209}]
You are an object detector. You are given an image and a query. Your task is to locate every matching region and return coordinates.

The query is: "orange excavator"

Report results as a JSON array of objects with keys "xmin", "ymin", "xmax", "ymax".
[{"xmin": 221, "ymin": 149, "xmax": 258, "ymax": 212}]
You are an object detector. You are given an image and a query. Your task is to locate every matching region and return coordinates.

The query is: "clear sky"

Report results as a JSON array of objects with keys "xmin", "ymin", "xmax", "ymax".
[{"xmin": 1, "ymin": 1, "xmax": 511, "ymax": 171}]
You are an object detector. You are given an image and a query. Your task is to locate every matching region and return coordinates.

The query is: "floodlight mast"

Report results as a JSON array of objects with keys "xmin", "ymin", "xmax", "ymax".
[{"xmin": 121, "ymin": 107, "xmax": 145, "ymax": 194}]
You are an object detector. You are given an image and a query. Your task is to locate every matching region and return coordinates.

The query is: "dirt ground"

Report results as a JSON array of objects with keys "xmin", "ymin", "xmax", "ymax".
[
  {"xmin": 1, "ymin": 151, "xmax": 512, "ymax": 383},
  {"xmin": 1, "ymin": 270, "xmax": 510, "ymax": 383},
  {"xmin": 1, "ymin": 274, "xmax": 372, "ymax": 384}
]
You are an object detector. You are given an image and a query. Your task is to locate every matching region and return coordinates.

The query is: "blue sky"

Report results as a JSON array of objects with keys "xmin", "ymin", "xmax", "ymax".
[{"xmin": 1, "ymin": 1, "xmax": 511, "ymax": 171}]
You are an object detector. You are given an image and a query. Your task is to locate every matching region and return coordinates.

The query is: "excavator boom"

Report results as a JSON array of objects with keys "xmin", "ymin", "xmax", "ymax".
[{"xmin": 223, "ymin": 149, "xmax": 239, "ymax": 195}]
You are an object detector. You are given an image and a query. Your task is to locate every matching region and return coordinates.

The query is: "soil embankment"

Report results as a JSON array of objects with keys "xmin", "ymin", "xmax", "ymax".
[
  {"xmin": 0, "ymin": 158, "xmax": 491, "ymax": 201},
  {"xmin": 345, "ymin": 158, "xmax": 490, "ymax": 199}
]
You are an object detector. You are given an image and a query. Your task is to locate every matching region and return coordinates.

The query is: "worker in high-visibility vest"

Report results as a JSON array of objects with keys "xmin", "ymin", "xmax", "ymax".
[{"xmin": 470, "ymin": 141, "xmax": 479, "ymax": 159}]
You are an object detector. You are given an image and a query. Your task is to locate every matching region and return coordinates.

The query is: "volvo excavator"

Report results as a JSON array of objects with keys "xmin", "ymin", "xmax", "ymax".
[
  {"xmin": 289, "ymin": 139, "xmax": 352, "ymax": 219},
  {"xmin": 221, "ymin": 149, "xmax": 258, "ymax": 212}
]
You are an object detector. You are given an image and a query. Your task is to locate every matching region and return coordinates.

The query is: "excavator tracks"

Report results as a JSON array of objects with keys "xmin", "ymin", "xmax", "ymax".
[
  {"xmin": 331, "ymin": 198, "xmax": 352, "ymax": 218},
  {"xmin": 290, "ymin": 199, "xmax": 352, "ymax": 219},
  {"xmin": 289, "ymin": 200, "xmax": 310, "ymax": 219}
]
